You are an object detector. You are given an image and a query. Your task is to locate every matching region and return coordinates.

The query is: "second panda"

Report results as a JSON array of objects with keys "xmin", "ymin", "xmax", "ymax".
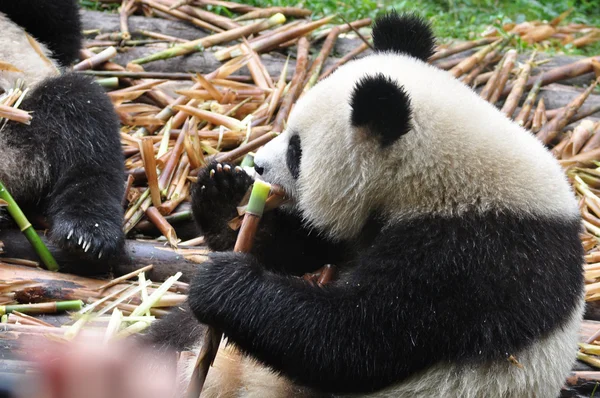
[
  {"xmin": 148, "ymin": 11, "xmax": 585, "ymax": 398},
  {"xmin": 0, "ymin": 0, "xmax": 125, "ymax": 270}
]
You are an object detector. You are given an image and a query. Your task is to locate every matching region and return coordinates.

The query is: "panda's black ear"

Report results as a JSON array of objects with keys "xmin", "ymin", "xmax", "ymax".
[
  {"xmin": 350, "ymin": 73, "xmax": 412, "ymax": 147},
  {"xmin": 372, "ymin": 11, "xmax": 436, "ymax": 61}
]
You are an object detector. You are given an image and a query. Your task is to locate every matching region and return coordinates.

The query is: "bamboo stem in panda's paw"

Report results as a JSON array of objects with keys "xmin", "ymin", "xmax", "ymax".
[{"xmin": 185, "ymin": 179, "xmax": 271, "ymax": 398}]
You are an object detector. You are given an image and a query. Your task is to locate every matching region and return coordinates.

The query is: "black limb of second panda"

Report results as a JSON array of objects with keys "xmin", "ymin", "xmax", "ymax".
[
  {"xmin": 3, "ymin": 74, "xmax": 125, "ymax": 265},
  {"xmin": 0, "ymin": 0, "xmax": 125, "ymax": 271}
]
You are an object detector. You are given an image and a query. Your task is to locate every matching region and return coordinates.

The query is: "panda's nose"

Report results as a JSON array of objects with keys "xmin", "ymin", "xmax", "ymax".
[{"xmin": 254, "ymin": 165, "xmax": 264, "ymax": 175}]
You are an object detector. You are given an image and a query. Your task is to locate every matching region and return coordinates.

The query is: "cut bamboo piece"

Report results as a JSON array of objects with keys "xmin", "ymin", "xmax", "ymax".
[
  {"xmin": 514, "ymin": 76, "xmax": 543, "ymax": 126},
  {"xmin": 501, "ymin": 53, "xmax": 535, "ymax": 117},
  {"xmin": 430, "ymin": 38, "xmax": 495, "ymax": 62},
  {"xmin": 488, "ymin": 49, "xmax": 518, "ymax": 104},
  {"xmin": 186, "ymin": 180, "xmax": 272, "ymax": 397},
  {"xmin": 448, "ymin": 39, "xmax": 502, "ymax": 78},
  {"xmin": 215, "ymin": 16, "xmax": 334, "ymax": 62},
  {"xmin": 537, "ymin": 79, "xmax": 598, "ymax": 145}
]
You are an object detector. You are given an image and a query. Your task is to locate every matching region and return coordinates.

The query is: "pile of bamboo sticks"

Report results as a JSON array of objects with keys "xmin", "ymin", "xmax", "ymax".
[
  {"xmin": 3, "ymin": 1, "xmax": 600, "ymax": 391},
  {"xmin": 481, "ymin": 8, "xmax": 600, "ymax": 49}
]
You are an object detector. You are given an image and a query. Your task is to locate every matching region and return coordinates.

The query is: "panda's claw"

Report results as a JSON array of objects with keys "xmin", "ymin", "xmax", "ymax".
[
  {"xmin": 192, "ymin": 161, "xmax": 255, "ymax": 236},
  {"xmin": 48, "ymin": 216, "xmax": 125, "ymax": 269}
]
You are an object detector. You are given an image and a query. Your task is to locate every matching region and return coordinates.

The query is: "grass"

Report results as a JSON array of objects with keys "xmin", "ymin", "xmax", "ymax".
[{"xmin": 80, "ymin": 0, "xmax": 600, "ymax": 55}]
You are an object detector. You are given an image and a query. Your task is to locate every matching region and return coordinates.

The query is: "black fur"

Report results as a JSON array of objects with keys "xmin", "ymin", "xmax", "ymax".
[
  {"xmin": 0, "ymin": 0, "xmax": 83, "ymax": 66},
  {"xmin": 145, "ymin": 302, "xmax": 208, "ymax": 350},
  {"xmin": 286, "ymin": 135, "xmax": 302, "ymax": 179},
  {"xmin": 351, "ymin": 73, "xmax": 413, "ymax": 147},
  {"xmin": 372, "ymin": 11, "xmax": 436, "ymax": 61},
  {"xmin": 186, "ymin": 211, "xmax": 583, "ymax": 394},
  {"xmin": 2, "ymin": 73, "xmax": 125, "ymax": 271}
]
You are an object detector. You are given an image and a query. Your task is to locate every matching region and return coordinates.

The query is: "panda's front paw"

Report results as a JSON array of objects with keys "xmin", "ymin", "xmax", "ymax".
[
  {"xmin": 191, "ymin": 161, "xmax": 253, "ymax": 235},
  {"xmin": 188, "ymin": 251, "xmax": 261, "ymax": 326},
  {"xmin": 49, "ymin": 214, "xmax": 125, "ymax": 264}
]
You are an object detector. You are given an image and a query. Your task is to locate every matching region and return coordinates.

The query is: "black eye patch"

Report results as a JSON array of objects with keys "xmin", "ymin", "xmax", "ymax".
[{"xmin": 286, "ymin": 135, "xmax": 302, "ymax": 179}]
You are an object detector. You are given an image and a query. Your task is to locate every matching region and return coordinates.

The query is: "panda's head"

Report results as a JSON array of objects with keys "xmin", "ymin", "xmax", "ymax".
[{"xmin": 254, "ymin": 12, "xmax": 437, "ymax": 240}]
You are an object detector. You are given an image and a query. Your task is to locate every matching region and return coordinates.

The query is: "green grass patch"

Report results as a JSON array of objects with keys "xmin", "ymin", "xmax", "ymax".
[{"xmin": 79, "ymin": 0, "xmax": 600, "ymax": 55}]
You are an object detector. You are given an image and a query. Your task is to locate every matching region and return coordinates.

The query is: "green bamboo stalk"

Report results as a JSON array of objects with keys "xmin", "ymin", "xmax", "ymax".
[
  {"xmin": 131, "ymin": 13, "xmax": 286, "ymax": 65},
  {"xmin": 0, "ymin": 300, "xmax": 82, "ymax": 315},
  {"xmin": 0, "ymin": 180, "xmax": 59, "ymax": 271},
  {"xmin": 95, "ymin": 77, "xmax": 120, "ymax": 89},
  {"xmin": 240, "ymin": 154, "xmax": 255, "ymax": 168}
]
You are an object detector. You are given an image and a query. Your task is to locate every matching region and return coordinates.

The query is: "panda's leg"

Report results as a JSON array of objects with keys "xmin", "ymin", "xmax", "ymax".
[{"xmin": 2, "ymin": 73, "xmax": 125, "ymax": 265}]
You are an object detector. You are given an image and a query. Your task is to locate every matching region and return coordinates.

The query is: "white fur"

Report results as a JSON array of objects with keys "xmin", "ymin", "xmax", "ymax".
[
  {"xmin": 255, "ymin": 53, "xmax": 579, "ymax": 241},
  {"xmin": 357, "ymin": 297, "xmax": 584, "ymax": 398},
  {"xmin": 0, "ymin": 12, "xmax": 60, "ymax": 203},
  {"xmin": 0, "ymin": 12, "xmax": 59, "ymax": 92}
]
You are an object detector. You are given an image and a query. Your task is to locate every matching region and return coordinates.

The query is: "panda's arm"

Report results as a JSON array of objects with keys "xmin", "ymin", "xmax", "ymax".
[
  {"xmin": 5, "ymin": 73, "xmax": 125, "ymax": 263},
  {"xmin": 187, "ymin": 250, "xmax": 405, "ymax": 394},
  {"xmin": 192, "ymin": 163, "xmax": 347, "ymax": 275}
]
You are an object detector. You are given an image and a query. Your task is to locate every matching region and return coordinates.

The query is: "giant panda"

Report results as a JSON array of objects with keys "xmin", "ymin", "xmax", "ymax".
[
  {"xmin": 0, "ymin": 0, "xmax": 125, "ymax": 269},
  {"xmin": 147, "ymin": 11, "xmax": 585, "ymax": 398}
]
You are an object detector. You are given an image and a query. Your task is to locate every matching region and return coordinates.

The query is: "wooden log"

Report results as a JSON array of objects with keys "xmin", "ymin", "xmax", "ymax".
[{"xmin": 0, "ymin": 229, "xmax": 202, "ymax": 282}]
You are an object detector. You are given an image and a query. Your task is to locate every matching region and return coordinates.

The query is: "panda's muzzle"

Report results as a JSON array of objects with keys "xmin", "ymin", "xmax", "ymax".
[{"xmin": 254, "ymin": 165, "xmax": 264, "ymax": 175}]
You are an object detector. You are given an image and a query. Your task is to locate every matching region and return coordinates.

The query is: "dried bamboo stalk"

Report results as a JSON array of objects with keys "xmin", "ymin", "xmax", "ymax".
[
  {"xmin": 234, "ymin": 6, "xmax": 312, "ymax": 21},
  {"xmin": 430, "ymin": 38, "xmax": 495, "ymax": 62},
  {"xmin": 141, "ymin": 0, "xmax": 223, "ymax": 32},
  {"xmin": 480, "ymin": 53, "xmax": 506, "ymax": 101},
  {"xmin": 531, "ymin": 98, "xmax": 547, "ymax": 133},
  {"xmin": 537, "ymin": 79, "xmax": 598, "ymax": 145},
  {"xmin": 119, "ymin": 0, "xmax": 134, "ymax": 41},
  {"xmin": 449, "ymin": 39, "xmax": 502, "ymax": 78},
  {"xmin": 488, "ymin": 49, "xmax": 518, "ymax": 104},
  {"xmin": 562, "ymin": 120, "xmax": 597, "ymax": 159},
  {"xmin": 272, "ymin": 37, "xmax": 310, "ymax": 133},
  {"xmin": 303, "ymin": 27, "xmax": 341, "ymax": 93},
  {"xmin": 501, "ymin": 53, "xmax": 535, "ymax": 117},
  {"xmin": 580, "ymin": 122, "xmax": 600, "ymax": 153},
  {"xmin": 312, "ymin": 18, "xmax": 371, "ymax": 41},
  {"xmin": 140, "ymin": 137, "xmax": 162, "ymax": 207},
  {"xmin": 215, "ymin": 16, "xmax": 333, "ymax": 61},
  {"xmin": 514, "ymin": 76, "xmax": 543, "ymax": 126},
  {"xmin": 501, "ymin": 56, "xmax": 600, "ymax": 98},
  {"xmin": 319, "ymin": 42, "xmax": 369, "ymax": 81},
  {"xmin": 132, "ymin": 14, "xmax": 286, "ymax": 64},
  {"xmin": 72, "ymin": 46, "xmax": 117, "ymax": 71},
  {"xmin": 146, "ymin": 206, "xmax": 179, "ymax": 246}
]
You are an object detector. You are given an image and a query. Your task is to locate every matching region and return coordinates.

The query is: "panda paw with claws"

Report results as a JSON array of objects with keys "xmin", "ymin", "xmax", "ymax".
[
  {"xmin": 49, "ymin": 215, "xmax": 125, "ymax": 264},
  {"xmin": 191, "ymin": 161, "xmax": 254, "ymax": 242}
]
